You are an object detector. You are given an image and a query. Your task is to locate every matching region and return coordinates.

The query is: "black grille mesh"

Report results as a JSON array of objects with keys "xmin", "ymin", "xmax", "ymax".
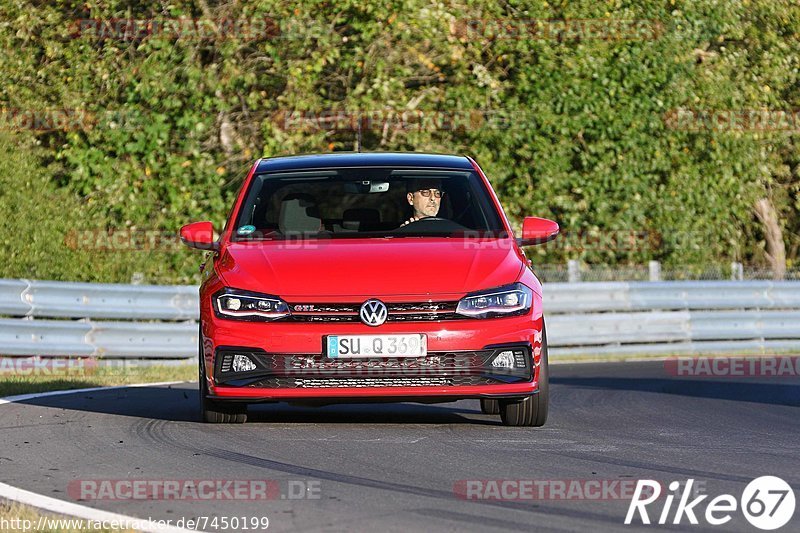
[
  {"xmin": 275, "ymin": 351, "xmax": 494, "ymax": 371},
  {"xmin": 215, "ymin": 348, "xmax": 531, "ymax": 389},
  {"xmin": 246, "ymin": 376, "xmax": 499, "ymax": 388},
  {"xmin": 286, "ymin": 301, "xmax": 458, "ymax": 322}
]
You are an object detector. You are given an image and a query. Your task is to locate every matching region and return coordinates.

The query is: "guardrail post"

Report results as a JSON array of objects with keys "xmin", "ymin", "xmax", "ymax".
[
  {"xmin": 567, "ymin": 260, "xmax": 581, "ymax": 283},
  {"xmin": 730, "ymin": 262, "xmax": 743, "ymax": 281},
  {"xmin": 648, "ymin": 261, "xmax": 661, "ymax": 281}
]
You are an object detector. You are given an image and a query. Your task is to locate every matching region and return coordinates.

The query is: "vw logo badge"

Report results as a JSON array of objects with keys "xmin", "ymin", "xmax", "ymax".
[{"xmin": 360, "ymin": 299, "xmax": 388, "ymax": 326}]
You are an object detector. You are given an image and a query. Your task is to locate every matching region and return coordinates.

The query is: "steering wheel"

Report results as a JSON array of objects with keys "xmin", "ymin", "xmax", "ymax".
[
  {"xmin": 394, "ymin": 216, "xmax": 469, "ymax": 233},
  {"xmin": 411, "ymin": 217, "xmax": 448, "ymax": 223}
]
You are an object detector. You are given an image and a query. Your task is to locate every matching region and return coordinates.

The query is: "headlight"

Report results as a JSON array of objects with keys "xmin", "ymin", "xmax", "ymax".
[
  {"xmin": 455, "ymin": 283, "xmax": 533, "ymax": 318},
  {"xmin": 214, "ymin": 289, "xmax": 290, "ymax": 321}
]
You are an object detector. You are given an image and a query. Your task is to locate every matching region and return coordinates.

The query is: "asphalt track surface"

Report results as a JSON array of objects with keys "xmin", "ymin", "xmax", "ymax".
[{"xmin": 1, "ymin": 360, "xmax": 798, "ymax": 532}]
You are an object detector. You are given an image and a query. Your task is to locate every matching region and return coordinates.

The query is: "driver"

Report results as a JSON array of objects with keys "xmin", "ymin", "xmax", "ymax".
[{"xmin": 401, "ymin": 178, "xmax": 444, "ymax": 226}]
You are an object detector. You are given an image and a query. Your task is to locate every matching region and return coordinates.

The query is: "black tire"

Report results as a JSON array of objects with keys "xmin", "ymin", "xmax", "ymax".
[
  {"xmin": 198, "ymin": 327, "xmax": 247, "ymax": 424},
  {"xmin": 500, "ymin": 321, "xmax": 549, "ymax": 427},
  {"xmin": 480, "ymin": 399, "xmax": 500, "ymax": 414}
]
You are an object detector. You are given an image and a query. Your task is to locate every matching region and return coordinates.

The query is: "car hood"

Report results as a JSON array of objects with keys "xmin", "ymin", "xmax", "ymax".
[{"xmin": 215, "ymin": 239, "xmax": 525, "ymax": 299}]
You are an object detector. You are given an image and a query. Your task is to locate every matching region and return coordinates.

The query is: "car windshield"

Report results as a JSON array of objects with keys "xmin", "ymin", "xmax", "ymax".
[{"xmin": 230, "ymin": 167, "xmax": 507, "ymax": 240}]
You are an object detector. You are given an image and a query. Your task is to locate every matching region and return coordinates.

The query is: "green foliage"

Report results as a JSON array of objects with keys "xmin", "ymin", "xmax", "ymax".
[
  {"xmin": 0, "ymin": 0, "xmax": 798, "ymax": 282},
  {"xmin": 0, "ymin": 133, "xmax": 200, "ymax": 283}
]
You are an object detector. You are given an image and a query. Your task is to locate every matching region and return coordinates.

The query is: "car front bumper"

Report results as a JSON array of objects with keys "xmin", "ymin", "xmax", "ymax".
[{"xmin": 201, "ymin": 295, "xmax": 544, "ymax": 402}]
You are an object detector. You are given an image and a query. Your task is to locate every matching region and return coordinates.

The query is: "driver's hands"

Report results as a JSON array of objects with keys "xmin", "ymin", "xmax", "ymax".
[{"xmin": 401, "ymin": 216, "xmax": 422, "ymax": 226}]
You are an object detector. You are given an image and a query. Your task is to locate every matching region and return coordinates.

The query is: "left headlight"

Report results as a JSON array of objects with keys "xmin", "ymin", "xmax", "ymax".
[
  {"xmin": 455, "ymin": 283, "xmax": 533, "ymax": 318},
  {"xmin": 213, "ymin": 288, "xmax": 290, "ymax": 321}
]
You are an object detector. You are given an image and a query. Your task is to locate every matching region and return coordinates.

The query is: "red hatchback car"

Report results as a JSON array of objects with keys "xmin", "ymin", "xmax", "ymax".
[{"xmin": 181, "ymin": 153, "xmax": 558, "ymax": 426}]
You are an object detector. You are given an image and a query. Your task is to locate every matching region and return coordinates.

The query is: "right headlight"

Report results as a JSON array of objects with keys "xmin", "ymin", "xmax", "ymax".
[
  {"xmin": 455, "ymin": 283, "xmax": 533, "ymax": 318},
  {"xmin": 213, "ymin": 288, "xmax": 290, "ymax": 321}
]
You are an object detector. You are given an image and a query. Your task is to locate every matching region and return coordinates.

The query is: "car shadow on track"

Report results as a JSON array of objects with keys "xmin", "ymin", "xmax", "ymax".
[
  {"xmin": 550, "ymin": 376, "xmax": 800, "ymax": 407},
  {"xmin": 13, "ymin": 384, "xmax": 506, "ymax": 425},
  {"xmin": 243, "ymin": 400, "xmax": 498, "ymax": 425}
]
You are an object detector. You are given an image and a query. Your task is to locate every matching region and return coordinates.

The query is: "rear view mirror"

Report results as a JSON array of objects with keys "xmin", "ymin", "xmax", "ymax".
[
  {"xmin": 180, "ymin": 221, "xmax": 218, "ymax": 251},
  {"xmin": 369, "ymin": 181, "xmax": 389, "ymax": 193},
  {"xmin": 343, "ymin": 181, "xmax": 390, "ymax": 193},
  {"xmin": 517, "ymin": 217, "xmax": 559, "ymax": 246}
]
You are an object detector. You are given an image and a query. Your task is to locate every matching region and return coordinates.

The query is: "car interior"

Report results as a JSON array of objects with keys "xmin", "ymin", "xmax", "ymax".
[{"xmin": 233, "ymin": 169, "xmax": 502, "ymax": 238}]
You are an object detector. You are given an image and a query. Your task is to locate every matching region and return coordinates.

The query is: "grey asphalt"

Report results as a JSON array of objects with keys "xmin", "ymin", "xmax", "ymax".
[{"xmin": 1, "ymin": 360, "xmax": 798, "ymax": 532}]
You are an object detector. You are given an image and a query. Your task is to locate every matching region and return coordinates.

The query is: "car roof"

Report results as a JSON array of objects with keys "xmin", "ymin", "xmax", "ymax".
[{"xmin": 255, "ymin": 152, "xmax": 474, "ymax": 173}]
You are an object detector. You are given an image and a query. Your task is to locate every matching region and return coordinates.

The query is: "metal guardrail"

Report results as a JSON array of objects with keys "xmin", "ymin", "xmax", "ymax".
[
  {"xmin": 0, "ymin": 279, "xmax": 198, "ymax": 320},
  {"xmin": 1, "ymin": 279, "xmax": 799, "ymax": 358},
  {"xmin": 544, "ymin": 281, "xmax": 800, "ymax": 355},
  {"xmin": 547, "ymin": 310, "xmax": 800, "ymax": 346},
  {"xmin": 543, "ymin": 281, "xmax": 800, "ymax": 312},
  {"xmin": 0, "ymin": 279, "xmax": 199, "ymax": 358},
  {"xmin": 0, "ymin": 319, "xmax": 196, "ymax": 358}
]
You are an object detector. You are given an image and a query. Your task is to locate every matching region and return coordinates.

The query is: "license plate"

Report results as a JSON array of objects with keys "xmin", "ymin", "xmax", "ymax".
[{"xmin": 326, "ymin": 334, "xmax": 427, "ymax": 358}]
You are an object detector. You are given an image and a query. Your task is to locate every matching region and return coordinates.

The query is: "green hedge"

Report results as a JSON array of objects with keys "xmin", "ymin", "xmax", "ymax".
[{"xmin": 0, "ymin": 0, "xmax": 797, "ymax": 282}]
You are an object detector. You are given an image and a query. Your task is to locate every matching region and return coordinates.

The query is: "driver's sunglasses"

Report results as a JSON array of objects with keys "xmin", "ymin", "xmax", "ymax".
[{"xmin": 416, "ymin": 189, "xmax": 444, "ymax": 198}]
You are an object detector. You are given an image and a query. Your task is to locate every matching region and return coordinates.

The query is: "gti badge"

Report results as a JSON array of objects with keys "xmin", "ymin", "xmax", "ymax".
[{"xmin": 360, "ymin": 299, "xmax": 388, "ymax": 326}]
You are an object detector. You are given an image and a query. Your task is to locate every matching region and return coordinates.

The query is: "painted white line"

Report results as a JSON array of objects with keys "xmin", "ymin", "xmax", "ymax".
[
  {"xmin": 0, "ymin": 481, "xmax": 202, "ymax": 533},
  {"xmin": 0, "ymin": 381, "xmax": 202, "ymax": 533},
  {"xmin": 0, "ymin": 381, "xmax": 186, "ymax": 405}
]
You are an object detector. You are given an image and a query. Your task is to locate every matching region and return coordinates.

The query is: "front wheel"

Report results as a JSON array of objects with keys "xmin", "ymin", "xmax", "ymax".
[
  {"xmin": 480, "ymin": 399, "xmax": 500, "ymax": 414},
  {"xmin": 500, "ymin": 321, "xmax": 549, "ymax": 427},
  {"xmin": 198, "ymin": 328, "xmax": 247, "ymax": 424}
]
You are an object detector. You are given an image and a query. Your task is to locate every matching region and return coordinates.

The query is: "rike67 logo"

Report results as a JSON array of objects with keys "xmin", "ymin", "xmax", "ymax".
[{"xmin": 626, "ymin": 477, "xmax": 795, "ymax": 530}]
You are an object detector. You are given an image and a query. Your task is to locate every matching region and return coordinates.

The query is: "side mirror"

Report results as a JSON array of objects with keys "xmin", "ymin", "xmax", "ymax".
[
  {"xmin": 517, "ymin": 217, "xmax": 559, "ymax": 246},
  {"xmin": 180, "ymin": 221, "xmax": 219, "ymax": 251}
]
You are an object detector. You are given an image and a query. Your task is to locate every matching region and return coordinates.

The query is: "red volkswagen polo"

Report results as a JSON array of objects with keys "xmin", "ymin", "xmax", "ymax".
[{"xmin": 181, "ymin": 153, "xmax": 558, "ymax": 426}]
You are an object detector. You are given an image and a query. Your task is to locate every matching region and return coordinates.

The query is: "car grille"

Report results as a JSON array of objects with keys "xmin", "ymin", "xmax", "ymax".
[
  {"xmin": 286, "ymin": 301, "xmax": 459, "ymax": 322},
  {"xmin": 215, "ymin": 347, "xmax": 532, "ymax": 389},
  {"xmin": 277, "ymin": 351, "xmax": 494, "ymax": 372},
  {"xmin": 246, "ymin": 376, "xmax": 499, "ymax": 388}
]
